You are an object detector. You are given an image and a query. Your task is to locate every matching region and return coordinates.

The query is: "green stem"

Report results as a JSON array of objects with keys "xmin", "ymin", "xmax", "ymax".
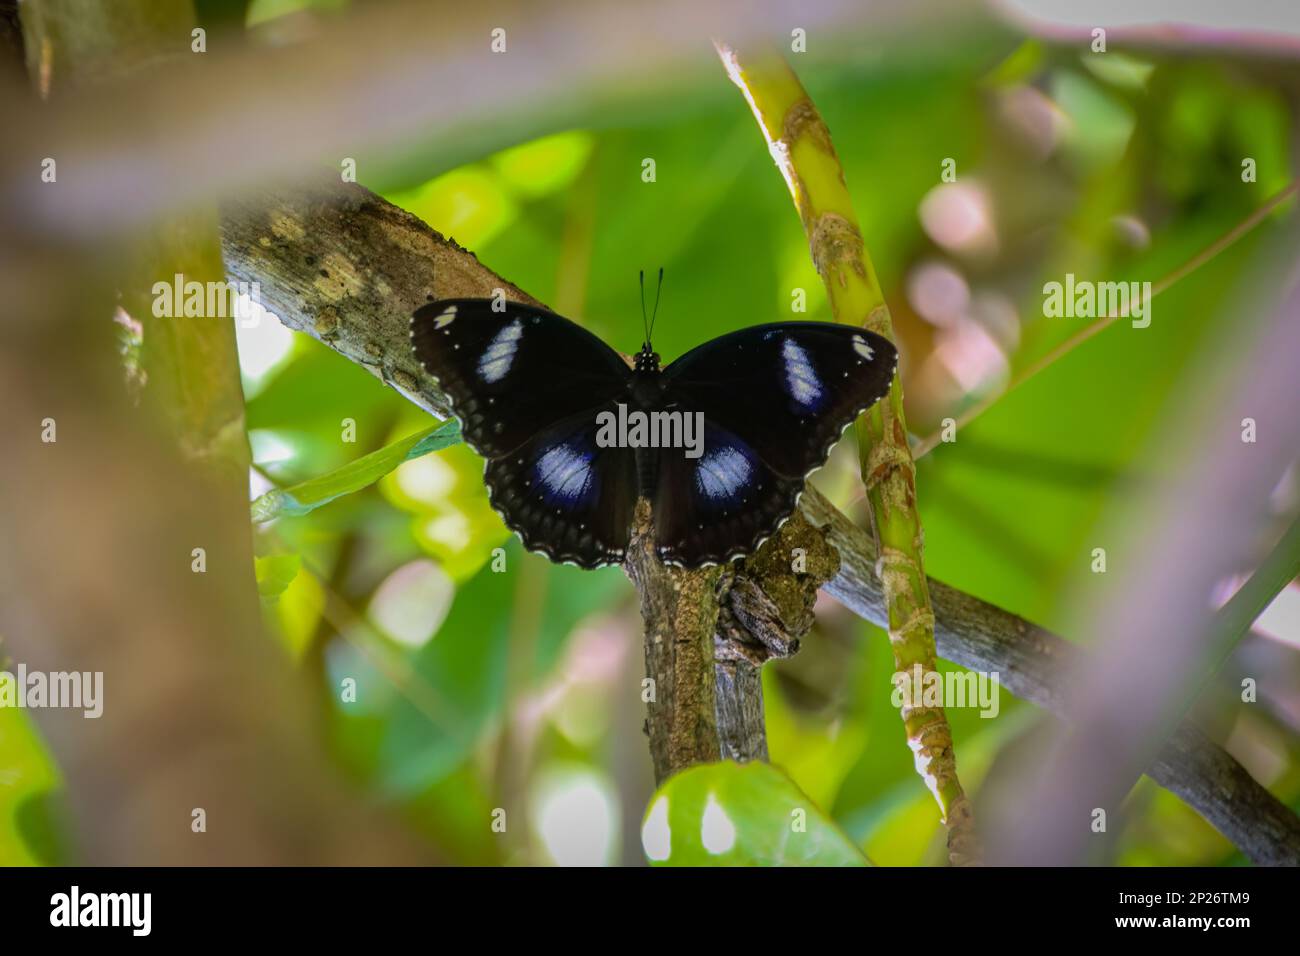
[
  {"xmin": 716, "ymin": 42, "xmax": 979, "ymax": 865},
  {"xmin": 23, "ymin": 0, "xmax": 253, "ymax": 486}
]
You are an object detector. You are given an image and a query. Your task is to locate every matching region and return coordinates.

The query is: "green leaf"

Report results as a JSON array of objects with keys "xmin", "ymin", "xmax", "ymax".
[
  {"xmin": 642, "ymin": 761, "xmax": 870, "ymax": 866},
  {"xmin": 251, "ymin": 419, "xmax": 461, "ymax": 523},
  {"xmin": 254, "ymin": 553, "xmax": 301, "ymax": 602},
  {"xmin": 378, "ymin": 544, "xmax": 626, "ymax": 794},
  {"xmin": 0, "ymin": 707, "xmax": 61, "ymax": 866},
  {"xmin": 14, "ymin": 791, "xmax": 69, "ymax": 866}
]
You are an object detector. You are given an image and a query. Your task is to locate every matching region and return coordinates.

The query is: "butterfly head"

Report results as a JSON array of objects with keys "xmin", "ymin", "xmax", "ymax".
[{"xmin": 634, "ymin": 343, "xmax": 661, "ymax": 373}]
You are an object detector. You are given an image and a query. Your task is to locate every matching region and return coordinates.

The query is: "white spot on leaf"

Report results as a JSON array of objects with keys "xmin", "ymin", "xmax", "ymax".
[
  {"xmin": 642, "ymin": 796, "xmax": 672, "ymax": 862},
  {"xmin": 701, "ymin": 793, "xmax": 736, "ymax": 855}
]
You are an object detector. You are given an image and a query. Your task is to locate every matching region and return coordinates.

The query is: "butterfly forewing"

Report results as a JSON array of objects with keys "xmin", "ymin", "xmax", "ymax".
[
  {"xmin": 662, "ymin": 322, "xmax": 898, "ymax": 480},
  {"xmin": 411, "ymin": 299, "xmax": 631, "ymax": 460},
  {"xmin": 650, "ymin": 321, "xmax": 897, "ymax": 566}
]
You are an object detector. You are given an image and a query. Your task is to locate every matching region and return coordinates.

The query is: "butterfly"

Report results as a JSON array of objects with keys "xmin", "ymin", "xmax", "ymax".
[{"xmin": 410, "ymin": 278, "xmax": 897, "ymax": 569}]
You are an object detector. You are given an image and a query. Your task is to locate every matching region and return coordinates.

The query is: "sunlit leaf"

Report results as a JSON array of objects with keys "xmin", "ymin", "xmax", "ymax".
[
  {"xmin": 1080, "ymin": 50, "xmax": 1155, "ymax": 91},
  {"xmin": 379, "ymin": 547, "xmax": 625, "ymax": 794},
  {"xmin": 255, "ymin": 553, "xmax": 301, "ymax": 602},
  {"xmin": 385, "ymin": 166, "xmax": 519, "ymax": 250},
  {"xmin": 643, "ymin": 761, "xmax": 869, "ymax": 866},
  {"xmin": 490, "ymin": 130, "xmax": 595, "ymax": 199},
  {"xmin": 272, "ymin": 562, "xmax": 325, "ymax": 661},
  {"xmin": 0, "ymin": 708, "xmax": 61, "ymax": 866},
  {"xmin": 382, "ymin": 442, "xmax": 512, "ymax": 582}
]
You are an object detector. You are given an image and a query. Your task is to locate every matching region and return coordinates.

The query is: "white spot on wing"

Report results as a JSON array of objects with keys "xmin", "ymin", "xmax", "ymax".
[
  {"xmin": 534, "ymin": 443, "xmax": 593, "ymax": 502},
  {"xmin": 781, "ymin": 337, "xmax": 824, "ymax": 409},
  {"xmin": 695, "ymin": 446, "xmax": 751, "ymax": 501},
  {"xmin": 434, "ymin": 304, "xmax": 457, "ymax": 328},
  {"xmin": 478, "ymin": 319, "xmax": 523, "ymax": 383},
  {"xmin": 852, "ymin": 335, "xmax": 875, "ymax": 360}
]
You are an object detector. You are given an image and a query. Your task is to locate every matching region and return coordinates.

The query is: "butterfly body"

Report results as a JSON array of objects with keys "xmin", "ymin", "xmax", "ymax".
[{"xmin": 411, "ymin": 298, "xmax": 898, "ymax": 570}]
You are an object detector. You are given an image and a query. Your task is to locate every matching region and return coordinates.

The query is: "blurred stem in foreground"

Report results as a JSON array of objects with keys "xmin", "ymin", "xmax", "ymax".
[
  {"xmin": 6, "ymin": 0, "xmax": 426, "ymax": 864},
  {"xmin": 716, "ymin": 42, "xmax": 979, "ymax": 865},
  {"xmin": 1194, "ymin": 512, "xmax": 1300, "ymax": 711},
  {"xmin": 21, "ymin": 0, "xmax": 252, "ymax": 484}
]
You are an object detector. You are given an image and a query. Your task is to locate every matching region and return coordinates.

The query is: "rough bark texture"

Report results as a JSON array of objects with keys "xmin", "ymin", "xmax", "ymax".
[
  {"xmin": 625, "ymin": 501, "xmax": 723, "ymax": 781},
  {"xmin": 712, "ymin": 508, "xmax": 842, "ymax": 768},
  {"xmin": 217, "ymin": 175, "xmax": 1300, "ymax": 866},
  {"xmin": 220, "ymin": 173, "xmax": 541, "ymax": 422}
]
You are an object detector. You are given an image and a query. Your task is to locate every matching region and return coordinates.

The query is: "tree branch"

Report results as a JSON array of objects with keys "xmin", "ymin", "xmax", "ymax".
[
  {"xmin": 801, "ymin": 489, "xmax": 1300, "ymax": 867},
  {"xmin": 219, "ymin": 175, "xmax": 1300, "ymax": 865}
]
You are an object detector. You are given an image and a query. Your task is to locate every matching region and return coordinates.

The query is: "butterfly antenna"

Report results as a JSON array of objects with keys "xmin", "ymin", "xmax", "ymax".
[
  {"xmin": 639, "ymin": 269, "xmax": 649, "ymax": 348},
  {"xmin": 648, "ymin": 267, "xmax": 664, "ymax": 346}
]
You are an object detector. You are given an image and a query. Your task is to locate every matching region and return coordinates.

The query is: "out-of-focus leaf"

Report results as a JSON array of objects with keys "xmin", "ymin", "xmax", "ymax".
[
  {"xmin": 379, "ymin": 545, "xmax": 625, "ymax": 794},
  {"xmin": 0, "ymin": 707, "xmax": 61, "ymax": 866},
  {"xmin": 1081, "ymin": 50, "xmax": 1154, "ymax": 91},
  {"xmin": 1052, "ymin": 69, "xmax": 1135, "ymax": 171},
  {"xmin": 272, "ymin": 563, "xmax": 325, "ymax": 661},
  {"xmin": 14, "ymin": 791, "xmax": 69, "ymax": 866},
  {"xmin": 251, "ymin": 420, "xmax": 461, "ymax": 523},
  {"xmin": 490, "ymin": 130, "xmax": 594, "ymax": 199},
  {"xmin": 642, "ymin": 761, "xmax": 869, "ymax": 866},
  {"xmin": 255, "ymin": 553, "xmax": 301, "ymax": 602},
  {"xmin": 385, "ymin": 166, "xmax": 519, "ymax": 251},
  {"xmin": 383, "ymin": 442, "xmax": 512, "ymax": 583},
  {"xmin": 984, "ymin": 38, "xmax": 1044, "ymax": 87}
]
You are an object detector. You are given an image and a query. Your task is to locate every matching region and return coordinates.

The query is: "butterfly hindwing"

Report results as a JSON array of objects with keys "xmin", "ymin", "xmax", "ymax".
[
  {"xmin": 410, "ymin": 299, "xmax": 631, "ymax": 460},
  {"xmin": 662, "ymin": 322, "xmax": 898, "ymax": 480},
  {"xmin": 483, "ymin": 406, "xmax": 637, "ymax": 568},
  {"xmin": 653, "ymin": 420, "xmax": 804, "ymax": 567}
]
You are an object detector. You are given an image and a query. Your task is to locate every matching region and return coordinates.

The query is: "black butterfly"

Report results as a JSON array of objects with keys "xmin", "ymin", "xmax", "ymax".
[{"xmin": 410, "ymin": 288, "xmax": 897, "ymax": 569}]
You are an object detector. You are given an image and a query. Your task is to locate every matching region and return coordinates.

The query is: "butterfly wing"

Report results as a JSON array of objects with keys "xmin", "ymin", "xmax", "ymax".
[
  {"xmin": 483, "ymin": 405, "xmax": 637, "ymax": 568},
  {"xmin": 652, "ymin": 420, "xmax": 805, "ymax": 567},
  {"xmin": 662, "ymin": 321, "xmax": 898, "ymax": 479},
  {"xmin": 410, "ymin": 299, "xmax": 632, "ymax": 460},
  {"xmin": 412, "ymin": 299, "xmax": 636, "ymax": 567},
  {"xmin": 654, "ymin": 321, "xmax": 898, "ymax": 566}
]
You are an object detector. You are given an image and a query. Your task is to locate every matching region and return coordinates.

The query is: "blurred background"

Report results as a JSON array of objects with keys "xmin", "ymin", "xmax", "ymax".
[{"xmin": 1, "ymin": 0, "xmax": 1297, "ymax": 866}]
